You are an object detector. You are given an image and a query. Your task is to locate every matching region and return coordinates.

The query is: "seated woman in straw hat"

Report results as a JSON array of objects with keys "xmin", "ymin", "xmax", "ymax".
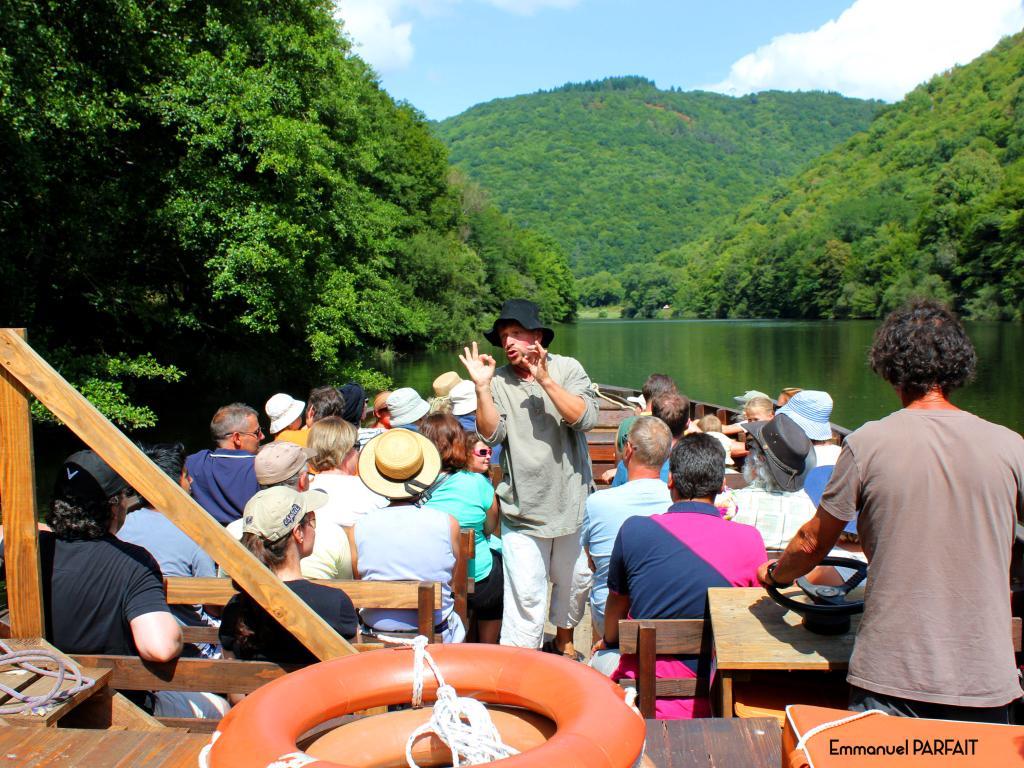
[
  {"xmin": 346, "ymin": 429, "xmax": 466, "ymax": 643},
  {"xmin": 219, "ymin": 486, "xmax": 359, "ymax": 664}
]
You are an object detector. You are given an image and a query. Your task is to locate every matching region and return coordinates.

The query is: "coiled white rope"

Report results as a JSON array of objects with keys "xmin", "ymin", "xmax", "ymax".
[
  {"xmin": 0, "ymin": 640, "xmax": 95, "ymax": 715},
  {"xmin": 379, "ymin": 634, "xmax": 520, "ymax": 768}
]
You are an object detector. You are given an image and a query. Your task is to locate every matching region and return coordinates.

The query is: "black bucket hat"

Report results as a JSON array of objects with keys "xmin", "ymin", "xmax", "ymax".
[
  {"xmin": 483, "ymin": 299, "xmax": 554, "ymax": 347},
  {"xmin": 743, "ymin": 413, "xmax": 816, "ymax": 492}
]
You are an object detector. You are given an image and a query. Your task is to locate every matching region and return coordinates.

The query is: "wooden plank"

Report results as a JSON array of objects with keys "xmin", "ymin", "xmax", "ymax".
[
  {"xmin": 643, "ymin": 717, "xmax": 780, "ymax": 768},
  {"xmin": 71, "ymin": 654, "xmax": 299, "ymax": 694},
  {"xmin": 453, "ymin": 529, "xmax": 473, "ymax": 628},
  {"xmin": 0, "ymin": 328, "xmax": 45, "ymax": 638},
  {"xmin": 165, "ymin": 577, "xmax": 441, "ymax": 610},
  {"xmin": 637, "ymin": 625, "xmax": 657, "ymax": 719},
  {"xmin": 619, "ymin": 619, "xmax": 704, "ymax": 655},
  {"xmin": 0, "ymin": 328, "xmax": 353, "ymax": 661},
  {"xmin": 0, "ymin": 725, "xmax": 211, "ymax": 767}
]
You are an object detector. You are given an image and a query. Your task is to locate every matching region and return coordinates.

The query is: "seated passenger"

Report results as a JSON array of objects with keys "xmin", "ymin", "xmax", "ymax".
[
  {"xmin": 722, "ymin": 393, "xmax": 774, "ymax": 438},
  {"xmin": 306, "ymin": 416, "xmax": 388, "ymax": 527},
  {"xmin": 610, "ymin": 392, "xmax": 690, "ymax": 487},
  {"xmin": 600, "ymin": 374, "xmax": 678, "ymax": 484},
  {"xmin": 186, "ymin": 403, "xmax": 261, "ymax": 525},
  {"xmin": 776, "ymin": 390, "xmax": 841, "ymax": 466},
  {"xmin": 118, "ymin": 443, "xmax": 220, "ymax": 658},
  {"xmin": 219, "ymin": 487, "xmax": 358, "ymax": 663},
  {"xmin": 265, "ymin": 392, "xmax": 307, "ymax": 446},
  {"xmin": 420, "ymin": 413, "xmax": 502, "ymax": 643},
  {"xmin": 730, "ymin": 414, "xmax": 816, "ymax": 552},
  {"xmin": 33, "ymin": 451, "xmax": 198, "ymax": 714},
  {"xmin": 347, "ymin": 429, "xmax": 465, "ymax": 643},
  {"xmin": 226, "ymin": 441, "xmax": 353, "ymax": 580},
  {"xmin": 599, "ymin": 434, "xmax": 767, "ymax": 718},
  {"xmin": 583, "ymin": 416, "xmax": 672, "ymax": 672}
]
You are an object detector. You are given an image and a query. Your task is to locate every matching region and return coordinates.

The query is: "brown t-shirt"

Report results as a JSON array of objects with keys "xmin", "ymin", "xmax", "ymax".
[{"xmin": 820, "ymin": 408, "xmax": 1024, "ymax": 707}]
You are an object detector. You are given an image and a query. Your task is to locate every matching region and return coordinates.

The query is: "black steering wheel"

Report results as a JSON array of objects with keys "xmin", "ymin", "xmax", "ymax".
[{"xmin": 766, "ymin": 556, "xmax": 868, "ymax": 635}]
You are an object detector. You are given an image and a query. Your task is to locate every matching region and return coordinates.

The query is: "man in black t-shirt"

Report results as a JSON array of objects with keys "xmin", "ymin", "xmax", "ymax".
[{"xmin": 42, "ymin": 450, "xmax": 183, "ymax": 662}]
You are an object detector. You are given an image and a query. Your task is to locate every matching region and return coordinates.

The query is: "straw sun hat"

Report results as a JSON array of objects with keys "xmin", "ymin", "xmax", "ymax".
[{"xmin": 358, "ymin": 429, "xmax": 442, "ymax": 500}]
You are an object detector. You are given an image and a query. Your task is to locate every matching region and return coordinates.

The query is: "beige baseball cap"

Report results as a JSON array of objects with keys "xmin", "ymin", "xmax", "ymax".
[
  {"xmin": 255, "ymin": 441, "xmax": 310, "ymax": 486},
  {"xmin": 242, "ymin": 486, "xmax": 328, "ymax": 541}
]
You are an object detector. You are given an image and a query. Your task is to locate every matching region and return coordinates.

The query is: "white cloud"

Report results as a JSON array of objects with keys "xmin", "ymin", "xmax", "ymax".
[
  {"xmin": 706, "ymin": 0, "xmax": 1024, "ymax": 101},
  {"xmin": 335, "ymin": 0, "xmax": 580, "ymax": 73},
  {"xmin": 334, "ymin": 1, "xmax": 415, "ymax": 73}
]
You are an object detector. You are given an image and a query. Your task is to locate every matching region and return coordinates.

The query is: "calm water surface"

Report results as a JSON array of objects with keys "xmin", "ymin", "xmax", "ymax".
[{"xmin": 380, "ymin": 319, "xmax": 1024, "ymax": 434}]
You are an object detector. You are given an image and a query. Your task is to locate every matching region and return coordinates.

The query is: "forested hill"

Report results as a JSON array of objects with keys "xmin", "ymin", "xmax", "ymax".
[
  {"xmin": 435, "ymin": 78, "xmax": 881, "ymax": 276},
  {"xmin": 656, "ymin": 30, "xmax": 1024, "ymax": 321}
]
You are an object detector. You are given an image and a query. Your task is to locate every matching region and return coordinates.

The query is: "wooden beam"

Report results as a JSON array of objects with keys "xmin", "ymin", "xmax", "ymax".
[
  {"xmin": 0, "ymin": 328, "xmax": 45, "ymax": 637},
  {"xmin": 0, "ymin": 329, "xmax": 354, "ymax": 660}
]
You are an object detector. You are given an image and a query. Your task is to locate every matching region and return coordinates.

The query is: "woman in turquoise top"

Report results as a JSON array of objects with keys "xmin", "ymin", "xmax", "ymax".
[{"xmin": 420, "ymin": 413, "xmax": 503, "ymax": 643}]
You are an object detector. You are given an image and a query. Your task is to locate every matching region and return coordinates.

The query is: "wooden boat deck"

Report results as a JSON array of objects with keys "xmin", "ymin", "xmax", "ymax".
[{"xmin": 0, "ymin": 725, "xmax": 211, "ymax": 767}]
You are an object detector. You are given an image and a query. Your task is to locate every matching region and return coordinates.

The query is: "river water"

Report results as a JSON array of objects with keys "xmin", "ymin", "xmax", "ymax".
[{"xmin": 380, "ymin": 319, "xmax": 1024, "ymax": 434}]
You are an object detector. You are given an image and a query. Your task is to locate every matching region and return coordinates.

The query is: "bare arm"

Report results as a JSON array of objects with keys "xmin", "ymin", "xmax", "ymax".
[
  {"xmin": 483, "ymin": 494, "xmax": 499, "ymax": 537},
  {"xmin": 602, "ymin": 591, "xmax": 632, "ymax": 647},
  {"xmin": 459, "ymin": 342, "xmax": 500, "ymax": 439},
  {"xmin": 345, "ymin": 525, "xmax": 360, "ymax": 579},
  {"xmin": 756, "ymin": 506, "xmax": 847, "ymax": 587},
  {"xmin": 130, "ymin": 611, "xmax": 183, "ymax": 663}
]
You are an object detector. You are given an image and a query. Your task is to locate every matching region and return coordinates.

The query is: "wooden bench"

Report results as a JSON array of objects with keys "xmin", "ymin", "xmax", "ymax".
[
  {"xmin": 164, "ymin": 577, "xmax": 441, "ymax": 645},
  {"xmin": 616, "ymin": 618, "xmax": 712, "ymax": 719}
]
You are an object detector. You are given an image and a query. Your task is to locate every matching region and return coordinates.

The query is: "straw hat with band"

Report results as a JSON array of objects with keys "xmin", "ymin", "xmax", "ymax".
[
  {"xmin": 483, "ymin": 299, "xmax": 554, "ymax": 348},
  {"xmin": 743, "ymin": 413, "xmax": 816, "ymax": 493},
  {"xmin": 359, "ymin": 429, "xmax": 443, "ymax": 501},
  {"xmin": 432, "ymin": 371, "xmax": 463, "ymax": 398}
]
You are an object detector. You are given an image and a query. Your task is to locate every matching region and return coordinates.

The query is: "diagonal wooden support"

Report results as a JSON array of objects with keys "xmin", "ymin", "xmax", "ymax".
[{"xmin": 0, "ymin": 328, "xmax": 354, "ymax": 659}]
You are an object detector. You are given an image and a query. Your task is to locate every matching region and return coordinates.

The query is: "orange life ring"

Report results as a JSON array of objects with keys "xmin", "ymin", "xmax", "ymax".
[{"xmin": 205, "ymin": 643, "xmax": 646, "ymax": 768}]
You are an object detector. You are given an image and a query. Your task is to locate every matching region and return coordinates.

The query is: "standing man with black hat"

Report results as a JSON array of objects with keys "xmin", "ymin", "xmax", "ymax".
[{"xmin": 460, "ymin": 298, "xmax": 598, "ymax": 655}]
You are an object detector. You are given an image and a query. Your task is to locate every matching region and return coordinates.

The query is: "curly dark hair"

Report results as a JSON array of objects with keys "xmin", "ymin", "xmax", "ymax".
[
  {"xmin": 869, "ymin": 300, "xmax": 976, "ymax": 400},
  {"xmin": 46, "ymin": 496, "xmax": 116, "ymax": 540}
]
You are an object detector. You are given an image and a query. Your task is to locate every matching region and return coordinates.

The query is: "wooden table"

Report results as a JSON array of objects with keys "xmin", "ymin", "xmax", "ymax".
[
  {"xmin": 707, "ymin": 587, "xmax": 860, "ymax": 718},
  {"xmin": 644, "ymin": 717, "xmax": 780, "ymax": 768}
]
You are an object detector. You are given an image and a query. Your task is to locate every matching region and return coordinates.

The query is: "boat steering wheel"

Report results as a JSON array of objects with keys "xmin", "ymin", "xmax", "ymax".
[{"xmin": 766, "ymin": 556, "xmax": 868, "ymax": 635}]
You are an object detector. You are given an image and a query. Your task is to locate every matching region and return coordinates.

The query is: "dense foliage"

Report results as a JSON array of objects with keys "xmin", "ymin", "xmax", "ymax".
[
  {"xmin": 660, "ymin": 31, "xmax": 1024, "ymax": 321},
  {"xmin": 436, "ymin": 78, "xmax": 881, "ymax": 277},
  {"xmin": 0, "ymin": 0, "xmax": 573, "ymax": 426}
]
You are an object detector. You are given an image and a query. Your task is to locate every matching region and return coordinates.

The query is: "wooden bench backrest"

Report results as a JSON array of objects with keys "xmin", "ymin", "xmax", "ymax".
[
  {"xmin": 618, "ymin": 619, "xmax": 711, "ymax": 719},
  {"xmin": 452, "ymin": 529, "xmax": 475, "ymax": 629},
  {"xmin": 165, "ymin": 578, "xmax": 440, "ymax": 642}
]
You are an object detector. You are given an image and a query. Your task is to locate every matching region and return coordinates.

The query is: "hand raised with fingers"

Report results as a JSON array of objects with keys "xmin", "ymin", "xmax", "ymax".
[
  {"xmin": 525, "ymin": 343, "xmax": 550, "ymax": 383},
  {"xmin": 459, "ymin": 341, "xmax": 496, "ymax": 387}
]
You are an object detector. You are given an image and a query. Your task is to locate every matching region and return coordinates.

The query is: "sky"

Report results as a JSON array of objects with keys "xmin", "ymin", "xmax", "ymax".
[{"xmin": 332, "ymin": 0, "xmax": 1024, "ymax": 121}]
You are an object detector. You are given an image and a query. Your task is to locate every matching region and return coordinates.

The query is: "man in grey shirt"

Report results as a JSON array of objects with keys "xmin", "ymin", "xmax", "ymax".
[
  {"xmin": 461, "ymin": 299, "xmax": 598, "ymax": 653},
  {"xmin": 758, "ymin": 300, "xmax": 1024, "ymax": 723}
]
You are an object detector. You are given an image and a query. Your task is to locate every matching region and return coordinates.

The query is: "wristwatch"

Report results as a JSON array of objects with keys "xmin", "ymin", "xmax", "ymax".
[{"xmin": 765, "ymin": 561, "xmax": 794, "ymax": 588}]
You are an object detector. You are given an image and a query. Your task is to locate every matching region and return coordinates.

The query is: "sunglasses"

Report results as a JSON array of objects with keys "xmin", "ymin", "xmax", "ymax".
[
  {"xmin": 472, "ymin": 447, "xmax": 492, "ymax": 458},
  {"xmin": 221, "ymin": 427, "xmax": 264, "ymax": 439}
]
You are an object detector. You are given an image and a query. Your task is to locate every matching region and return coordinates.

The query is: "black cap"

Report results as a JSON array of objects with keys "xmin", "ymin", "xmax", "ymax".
[
  {"xmin": 483, "ymin": 299, "xmax": 554, "ymax": 347},
  {"xmin": 53, "ymin": 450, "xmax": 127, "ymax": 504}
]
